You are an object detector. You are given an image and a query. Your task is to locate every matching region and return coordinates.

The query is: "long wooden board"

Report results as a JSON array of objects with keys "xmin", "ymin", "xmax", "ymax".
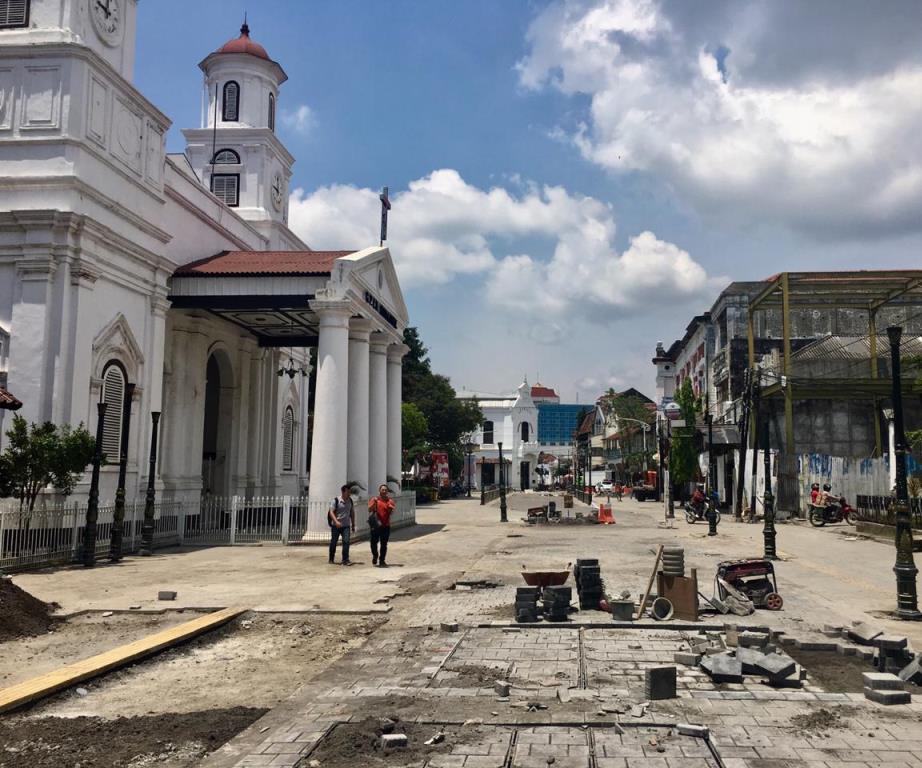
[{"xmin": 0, "ymin": 606, "xmax": 245, "ymax": 714}]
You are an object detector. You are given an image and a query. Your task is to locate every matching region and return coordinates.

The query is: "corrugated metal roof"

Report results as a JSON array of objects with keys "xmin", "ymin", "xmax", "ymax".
[{"xmin": 792, "ymin": 335, "xmax": 922, "ymax": 361}]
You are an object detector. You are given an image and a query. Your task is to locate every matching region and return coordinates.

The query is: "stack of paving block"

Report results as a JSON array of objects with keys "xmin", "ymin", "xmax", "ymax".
[
  {"xmin": 644, "ymin": 666, "xmax": 677, "ymax": 700},
  {"xmin": 515, "ymin": 587, "xmax": 540, "ymax": 623},
  {"xmin": 689, "ymin": 626, "xmax": 799, "ymax": 686},
  {"xmin": 873, "ymin": 635, "xmax": 914, "ymax": 674},
  {"xmin": 574, "ymin": 559, "xmax": 604, "ymax": 610},
  {"xmin": 542, "ymin": 586, "xmax": 572, "ymax": 622},
  {"xmin": 863, "ymin": 672, "xmax": 911, "ymax": 705}
]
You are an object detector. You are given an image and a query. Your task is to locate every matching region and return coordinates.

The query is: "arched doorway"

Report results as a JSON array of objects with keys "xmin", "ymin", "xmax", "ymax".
[{"xmin": 202, "ymin": 350, "xmax": 234, "ymax": 497}]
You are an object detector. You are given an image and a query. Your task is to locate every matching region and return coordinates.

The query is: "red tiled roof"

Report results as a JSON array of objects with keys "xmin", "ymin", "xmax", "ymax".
[
  {"xmin": 174, "ymin": 250, "xmax": 356, "ymax": 278},
  {"xmin": 0, "ymin": 386, "xmax": 22, "ymax": 410},
  {"xmin": 215, "ymin": 23, "xmax": 271, "ymax": 61},
  {"xmin": 531, "ymin": 385, "xmax": 558, "ymax": 398}
]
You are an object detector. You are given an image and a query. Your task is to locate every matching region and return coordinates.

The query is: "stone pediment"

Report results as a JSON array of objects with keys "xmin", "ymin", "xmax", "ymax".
[
  {"xmin": 92, "ymin": 313, "xmax": 144, "ymax": 373},
  {"xmin": 333, "ymin": 247, "xmax": 409, "ymax": 330}
]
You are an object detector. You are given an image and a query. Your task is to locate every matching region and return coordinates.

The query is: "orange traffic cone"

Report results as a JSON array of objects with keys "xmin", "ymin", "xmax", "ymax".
[{"xmin": 598, "ymin": 504, "xmax": 616, "ymax": 524}]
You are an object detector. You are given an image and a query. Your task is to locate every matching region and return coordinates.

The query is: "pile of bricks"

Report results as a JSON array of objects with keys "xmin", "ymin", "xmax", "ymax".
[
  {"xmin": 574, "ymin": 559, "xmax": 604, "ymax": 611},
  {"xmin": 677, "ymin": 627, "xmax": 801, "ymax": 687}
]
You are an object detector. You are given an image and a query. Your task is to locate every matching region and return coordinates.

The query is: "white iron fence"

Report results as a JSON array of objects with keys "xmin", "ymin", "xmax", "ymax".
[{"xmin": 0, "ymin": 493, "xmax": 416, "ymax": 572}]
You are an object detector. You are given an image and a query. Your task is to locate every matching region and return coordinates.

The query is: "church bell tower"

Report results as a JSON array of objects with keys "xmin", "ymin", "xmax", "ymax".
[{"xmin": 183, "ymin": 22, "xmax": 294, "ymax": 238}]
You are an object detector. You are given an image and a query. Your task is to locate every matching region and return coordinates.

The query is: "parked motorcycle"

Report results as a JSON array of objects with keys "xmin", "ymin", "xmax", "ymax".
[
  {"xmin": 808, "ymin": 496, "xmax": 856, "ymax": 526},
  {"xmin": 683, "ymin": 500, "xmax": 721, "ymax": 525}
]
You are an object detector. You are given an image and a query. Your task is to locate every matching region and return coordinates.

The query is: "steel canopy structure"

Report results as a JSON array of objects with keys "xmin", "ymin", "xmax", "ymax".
[{"xmin": 747, "ymin": 270, "xmax": 922, "ymax": 454}]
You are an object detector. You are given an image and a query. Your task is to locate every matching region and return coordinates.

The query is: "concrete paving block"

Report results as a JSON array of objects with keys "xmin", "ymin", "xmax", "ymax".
[
  {"xmin": 644, "ymin": 666, "xmax": 677, "ymax": 700},
  {"xmin": 674, "ymin": 651, "xmax": 702, "ymax": 667},
  {"xmin": 864, "ymin": 687, "xmax": 911, "ymax": 705},
  {"xmin": 739, "ymin": 631, "xmax": 770, "ymax": 648},
  {"xmin": 874, "ymin": 634, "xmax": 909, "ymax": 650},
  {"xmin": 494, "ymin": 680, "xmax": 511, "ymax": 697},
  {"xmin": 848, "ymin": 622, "xmax": 884, "ymax": 646},
  {"xmin": 677, "ymin": 723, "xmax": 709, "ymax": 738},
  {"xmin": 898, "ymin": 654, "xmax": 922, "ymax": 684},
  {"xmin": 700, "ymin": 652, "xmax": 743, "ymax": 683},
  {"xmin": 440, "ymin": 622, "xmax": 460, "ymax": 632},
  {"xmin": 793, "ymin": 640, "xmax": 838, "ymax": 651},
  {"xmin": 734, "ymin": 647, "xmax": 765, "ymax": 675},
  {"xmin": 724, "ymin": 627, "xmax": 739, "ymax": 647},
  {"xmin": 863, "ymin": 672, "xmax": 904, "ymax": 691},
  {"xmin": 755, "ymin": 652, "xmax": 797, "ymax": 680},
  {"xmin": 380, "ymin": 733, "xmax": 409, "ymax": 749},
  {"xmin": 157, "ymin": 590, "xmax": 177, "ymax": 601}
]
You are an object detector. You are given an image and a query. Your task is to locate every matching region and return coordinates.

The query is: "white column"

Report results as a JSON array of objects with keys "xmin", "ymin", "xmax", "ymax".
[
  {"xmin": 368, "ymin": 332, "xmax": 389, "ymax": 493},
  {"xmin": 347, "ymin": 319, "xmax": 373, "ymax": 494},
  {"xmin": 307, "ymin": 300, "xmax": 352, "ymax": 513},
  {"xmin": 387, "ymin": 343, "xmax": 409, "ymax": 490}
]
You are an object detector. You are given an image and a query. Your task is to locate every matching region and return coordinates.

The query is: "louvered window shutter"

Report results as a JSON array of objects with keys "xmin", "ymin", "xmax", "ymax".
[
  {"xmin": 101, "ymin": 366, "xmax": 126, "ymax": 461},
  {"xmin": 223, "ymin": 82, "xmax": 239, "ymax": 121},
  {"xmin": 282, "ymin": 408, "xmax": 294, "ymax": 471},
  {"xmin": 211, "ymin": 174, "xmax": 239, "ymax": 206},
  {"xmin": 0, "ymin": 1, "xmax": 28, "ymax": 28}
]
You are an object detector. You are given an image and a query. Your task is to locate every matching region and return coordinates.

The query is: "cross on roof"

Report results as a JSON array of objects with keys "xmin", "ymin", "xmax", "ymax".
[{"xmin": 379, "ymin": 186, "xmax": 391, "ymax": 246}]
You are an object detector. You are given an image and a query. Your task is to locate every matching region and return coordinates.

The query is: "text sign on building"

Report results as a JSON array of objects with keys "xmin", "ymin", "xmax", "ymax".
[{"xmin": 364, "ymin": 290, "xmax": 398, "ymax": 329}]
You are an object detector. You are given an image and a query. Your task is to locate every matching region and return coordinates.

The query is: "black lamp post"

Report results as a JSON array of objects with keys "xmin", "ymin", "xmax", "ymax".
[
  {"xmin": 887, "ymin": 326, "xmax": 921, "ymax": 620},
  {"xmin": 464, "ymin": 440, "xmax": 474, "ymax": 498},
  {"xmin": 762, "ymin": 418, "xmax": 777, "ymax": 560},
  {"xmin": 140, "ymin": 411, "xmax": 161, "ymax": 556},
  {"xmin": 498, "ymin": 441, "xmax": 508, "ymax": 522},
  {"xmin": 110, "ymin": 383, "xmax": 135, "ymax": 562},
  {"xmin": 83, "ymin": 401, "xmax": 107, "ymax": 567},
  {"xmin": 705, "ymin": 409, "xmax": 718, "ymax": 537}
]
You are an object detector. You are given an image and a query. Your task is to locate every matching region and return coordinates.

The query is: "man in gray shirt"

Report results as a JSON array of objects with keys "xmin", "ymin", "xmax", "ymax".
[{"xmin": 328, "ymin": 484, "xmax": 355, "ymax": 565}]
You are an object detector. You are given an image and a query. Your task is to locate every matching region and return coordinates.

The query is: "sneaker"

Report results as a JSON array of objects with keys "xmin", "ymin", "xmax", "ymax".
[
  {"xmin": 328, "ymin": 559, "xmax": 335, "ymax": 565},
  {"xmin": 372, "ymin": 559, "xmax": 378, "ymax": 566},
  {"xmin": 342, "ymin": 560, "xmax": 353, "ymax": 566},
  {"xmin": 378, "ymin": 562, "xmax": 388, "ymax": 568}
]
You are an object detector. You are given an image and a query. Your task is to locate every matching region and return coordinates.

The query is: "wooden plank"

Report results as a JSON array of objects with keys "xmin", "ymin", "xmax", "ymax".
[
  {"xmin": 635, "ymin": 544, "xmax": 663, "ymax": 621},
  {"xmin": 0, "ymin": 606, "xmax": 245, "ymax": 713}
]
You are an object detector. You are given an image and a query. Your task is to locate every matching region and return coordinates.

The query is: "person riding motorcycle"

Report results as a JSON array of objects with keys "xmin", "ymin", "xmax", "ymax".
[
  {"xmin": 810, "ymin": 483, "xmax": 821, "ymax": 506},
  {"xmin": 819, "ymin": 483, "xmax": 840, "ymax": 509}
]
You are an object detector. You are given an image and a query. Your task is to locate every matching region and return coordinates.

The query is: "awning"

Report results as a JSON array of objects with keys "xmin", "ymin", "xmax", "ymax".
[
  {"xmin": 475, "ymin": 457, "xmax": 513, "ymax": 465},
  {"xmin": 696, "ymin": 425, "xmax": 740, "ymax": 445},
  {"xmin": 0, "ymin": 386, "xmax": 22, "ymax": 411}
]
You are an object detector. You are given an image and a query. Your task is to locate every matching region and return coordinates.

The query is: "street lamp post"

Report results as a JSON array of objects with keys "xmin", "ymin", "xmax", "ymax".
[
  {"xmin": 705, "ymin": 409, "xmax": 718, "ymax": 537},
  {"xmin": 498, "ymin": 441, "xmax": 508, "ymax": 523},
  {"xmin": 464, "ymin": 440, "xmax": 474, "ymax": 498},
  {"xmin": 762, "ymin": 418, "xmax": 777, "ymax": 560},
  {"xmin": 110, "ymin": 383, "xmax": 135, "ymax": 562},
  {"xmin": 887, "ymin": 326, "xmax": 921, "ymax": 620},
  {"xmin": 83, "ymin": 402, "xmax": 107, "ymax": 567},
  {"xmin": 140, "ymin": 411, "xmax": 162, "ymax": 556}
]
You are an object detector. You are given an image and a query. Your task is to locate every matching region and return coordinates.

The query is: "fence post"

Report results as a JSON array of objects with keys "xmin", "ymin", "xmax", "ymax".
[
  {"xmin": 128, "ymin": 501, "xmax": 137, "ymax": 550},
  {"xmin": 230, "ymin": 496, "xmax": 238, "ymax": 545},
  {"xmin": 0, "ymin": 510, "xmax": 5, "ymax": 562},
  {"xmin": 177, "ymin": 501, "xmax": 185, "ymax": 545},
  {"xmin": 281, "ymin": 496, "xmax": 291, "ymax": 544}
]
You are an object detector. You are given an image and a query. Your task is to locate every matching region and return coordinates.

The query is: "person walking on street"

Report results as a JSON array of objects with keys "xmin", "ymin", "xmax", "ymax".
[
  {"xmin": 328, "ymin": 484, "xmax": 355, "ymax": 565},
  {"xmin": 369, "ymin": 483, "xmax": 395, "ymax": 567}
]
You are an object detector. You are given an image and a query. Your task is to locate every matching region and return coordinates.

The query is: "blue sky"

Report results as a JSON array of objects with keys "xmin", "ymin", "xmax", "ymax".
[{"xmin": 136, "ymin": 0, "xmax": 922, "ymax": 401}]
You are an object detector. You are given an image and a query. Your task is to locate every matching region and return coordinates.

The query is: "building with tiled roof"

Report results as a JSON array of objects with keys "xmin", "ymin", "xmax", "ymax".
[{"xmin": 0, "ymin": 14, "xmax": 410, "ymax": 537}]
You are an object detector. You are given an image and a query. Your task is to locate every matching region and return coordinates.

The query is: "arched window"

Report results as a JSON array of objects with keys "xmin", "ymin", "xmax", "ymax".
[
  {"xmin": 222, "ymin": 81, "xmax": 240, "ymax": 122},
  {"xmin": 282, "ymin": 406, "xmax": 294, "ymax": 471},
  {"xmin": 268, "ymin": 92, "xmax": 275, "ymax": 132},
  {"xmin": 100, "ymin": 362, "xmax": 127, "ymax": 461},
  {"xmin": 482, "ymin": 420, "xmax": 494, "ymax": 445},
  {"xmin": 212, "ymin": 148, "xmax": 240, "ymax": 164},
  {"xmin": 520, "ymin": 422, "xmax": 530, "ymax": 442}
]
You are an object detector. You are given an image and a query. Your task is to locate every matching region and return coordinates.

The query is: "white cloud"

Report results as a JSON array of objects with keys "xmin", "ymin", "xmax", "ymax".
[
  {"xmin": 280, "ymin": 104, "xmax": 316, "ymax": 136},
  {"xmin": 288, "ymin": 169, "xmax": 717, "ymax": 320},
  {"xmin": 518, "ymin": 0, "xmax": 922, "ymax": 238}
]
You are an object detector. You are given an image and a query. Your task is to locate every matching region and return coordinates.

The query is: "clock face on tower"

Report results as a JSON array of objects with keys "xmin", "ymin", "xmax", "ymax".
[
  {"xmin": 271, "ymin": 173, "xmax": 284, "ymax": 211},
  {"xmin": 90, "ymin": 0, "xmax": 123, "ymax": 46}
]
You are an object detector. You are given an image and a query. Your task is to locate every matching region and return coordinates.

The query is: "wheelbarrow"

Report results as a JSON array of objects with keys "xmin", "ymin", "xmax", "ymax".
[{"xmin": 521, "ymin": 563, "xmax": 571, "ymax": 590}]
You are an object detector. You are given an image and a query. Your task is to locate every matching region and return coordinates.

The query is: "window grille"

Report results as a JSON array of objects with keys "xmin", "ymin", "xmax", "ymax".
[
  {"xmin": 268, "ymin": 93, "xmax": 275, "ymax": 131},
  {"xmin": 101, "ymin": 363, "xmax": 126, "ymax": 461},
  {"xmin": 211, "ymin": 174, "xmax": 239, "ymax": 206},
  {"xmin": 212, "ymin": 148, "xmax": 240, "ymax": 164},
  {"xmin": 0, "ymin": 0, "xmax": 28, "ymax": 28},
  {"xmin": 222, "ymin": 81, "xmax": 240, "ymax": 121}
]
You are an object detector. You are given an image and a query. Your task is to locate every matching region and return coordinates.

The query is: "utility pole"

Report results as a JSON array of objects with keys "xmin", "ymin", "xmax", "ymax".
[
  {"xmin": 887, "ymin": 326, "xmax": 921, "ymax": 620},
  {"xmin": 498, "ymin": 441, "xmax": 508, "ymax": 523},
  {"xmin": 762, "ymin": 416, "xmax": 777, "ymax": 560},
  {"xmin": 735, "ymin": 368, "xmax": 751, "ymax": 521},
  {"xmin": 705, "ymin": 395, "xmax": 718, "ymax": 537},
  {"xmin": 749, "ymin": 374, "xmax": 761, "ymax": 522}
]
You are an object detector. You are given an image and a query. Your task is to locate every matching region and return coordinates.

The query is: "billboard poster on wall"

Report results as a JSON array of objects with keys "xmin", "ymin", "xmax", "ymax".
[{"xmin": 431, "ymin": 451, "xmax": 450, "ymax": 487}]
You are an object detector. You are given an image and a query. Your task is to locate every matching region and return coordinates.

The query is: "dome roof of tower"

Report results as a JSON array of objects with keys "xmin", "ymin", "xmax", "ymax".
[{"xmin": 215, "ymin": 23, "xmax": 271, "ymax": 61}]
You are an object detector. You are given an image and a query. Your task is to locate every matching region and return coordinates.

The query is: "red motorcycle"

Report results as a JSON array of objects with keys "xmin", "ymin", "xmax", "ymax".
[{"xmin": 808, "ymin": 495, "xmax": 856, "ymax": 526}]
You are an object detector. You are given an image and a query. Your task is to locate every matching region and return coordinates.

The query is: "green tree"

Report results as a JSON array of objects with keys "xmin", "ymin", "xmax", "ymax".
[
  {"xmin": 401, "ymin": 327, "xmax": 482, "ymax": 475},
  {"xmin": 0, "ymin": 415, "xmax": 96, "ymax": 511},
  {"xmin": 401, "ymin": 402, "xmax": 429, "ymax": 470},
  {"xmin": 669, "ymin": 379, "xmax": 699, "ymax": 486}
]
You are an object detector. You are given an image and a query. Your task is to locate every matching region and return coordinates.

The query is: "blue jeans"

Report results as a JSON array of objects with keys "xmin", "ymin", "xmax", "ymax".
[{"xmin": 329, "ymin": 525, "xmax": 351, "ymax": 562}]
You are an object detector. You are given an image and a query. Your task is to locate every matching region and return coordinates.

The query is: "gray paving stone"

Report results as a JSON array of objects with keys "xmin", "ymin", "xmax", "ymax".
[
  {"xmin": 863, "ymin": 672, "xmax": 904, "ymax": 690},
  {"xmin": 864, "ymin": 687, "xmax": 911, "ymax": 705},
  {"xmin": 699, "ymin": 653, "xmax": 743, "ymax": 683}
]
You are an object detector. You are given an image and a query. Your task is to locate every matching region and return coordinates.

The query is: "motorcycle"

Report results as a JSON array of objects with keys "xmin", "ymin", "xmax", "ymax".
[
  {"xmin": 808, "ymin": 496, "xmax": 856, "ymax": 526},
  {"xmin": 684, "ymin": 499, "xmax": 721, "ymax": 525}
]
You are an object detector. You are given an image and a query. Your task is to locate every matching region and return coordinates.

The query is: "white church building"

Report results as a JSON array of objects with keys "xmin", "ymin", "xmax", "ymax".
[{"xmin": 0, "ymin": 1, "xmax": 409, "ymax": 534}]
